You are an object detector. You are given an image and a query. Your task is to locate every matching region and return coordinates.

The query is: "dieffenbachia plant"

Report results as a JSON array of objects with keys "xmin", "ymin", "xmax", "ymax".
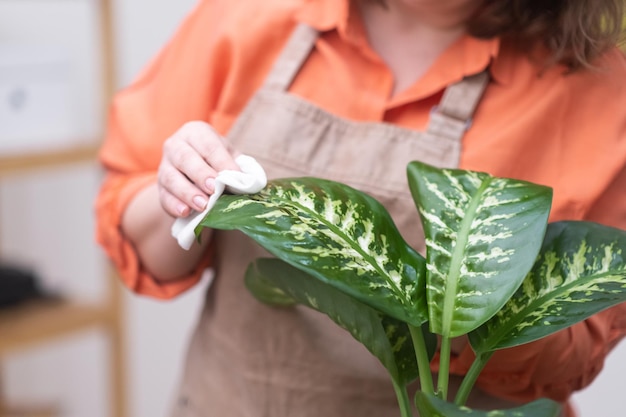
[{"xmin": 196, "ymin": 161, "xmax": 626, "ymax": 417}]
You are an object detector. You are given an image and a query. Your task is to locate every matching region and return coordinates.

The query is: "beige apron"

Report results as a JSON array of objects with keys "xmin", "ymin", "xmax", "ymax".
[{"xmin": 171, "ymin": 24, "xmax": 524, "ymax": 417}]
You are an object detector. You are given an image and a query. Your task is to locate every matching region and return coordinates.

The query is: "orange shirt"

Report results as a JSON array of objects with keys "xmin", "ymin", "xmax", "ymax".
[{"xmin": 95, "ymin": 0, "xmax": 626, "ymax": 408}]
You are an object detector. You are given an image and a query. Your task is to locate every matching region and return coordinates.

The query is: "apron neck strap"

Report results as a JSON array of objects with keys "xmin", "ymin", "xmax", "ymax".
[
  {"xmin": 425, "ymin": 71, "xmax": 490, "ymax": 141},
  {"xmin": 263, "ymin": 24, "xmax": 319, "ymax": 92},
  {"xmin": 264, "ymin": 23, "xmax": 490, "ymax": 144}
]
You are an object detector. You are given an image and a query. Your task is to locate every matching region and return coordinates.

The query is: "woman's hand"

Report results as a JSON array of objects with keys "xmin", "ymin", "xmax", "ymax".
[
  {"xmin": 121, "ymin": 121, "xmax": 240, "ymax": 282},
  {"xmin": 158, "ymin": 121, "xmax": 240, "ymax": 218}
]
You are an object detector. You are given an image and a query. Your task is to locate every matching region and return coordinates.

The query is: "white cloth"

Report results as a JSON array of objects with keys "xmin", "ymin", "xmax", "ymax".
[{"xmin": 171, "ymin": 154, "xmax": 267, "ymax": 250}]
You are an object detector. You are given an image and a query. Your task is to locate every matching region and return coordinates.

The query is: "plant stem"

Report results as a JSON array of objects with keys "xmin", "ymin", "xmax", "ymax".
[
  {"xmin": 408, "ymin": 324, "xmax": 435, "ymax": 395},
  {"xmin": 453, "ymin": 351, "xmax": 494, "ymax": 406},
  {"xmin": 392, "ymin": 380, "xmax": 413, "ymax": 417},
  {"xmin": 436, "ymin": 336, "xmax": 452, "ymax": 400}
]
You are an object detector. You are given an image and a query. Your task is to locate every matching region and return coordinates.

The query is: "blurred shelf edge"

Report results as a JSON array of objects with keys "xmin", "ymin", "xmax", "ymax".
[
  {"xmin": 2, "ymin": 412, "xmax": 58, "ymax": 417},
  {"xmin": 0, "ymin": 143, "xmax": 100, "ymax": 177},
  {"xmin": 0, "ymin": 299, "xmax": 116, "ymax": 356},
  {"xmin": 0, "ymin": 402, "xmax": 59, "ymax": 417}
]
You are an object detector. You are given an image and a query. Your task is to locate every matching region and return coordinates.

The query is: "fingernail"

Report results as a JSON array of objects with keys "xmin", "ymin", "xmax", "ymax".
[
  {"xmin": 205, "ymin": 178, "xmax": 215, "ymax": 193},
  {"xmin": 177, "ymin": 204, "xmax": 190, "ymax": 216},
  {"xmin": 193, "ymin": 195, "xmax": 207, "ymax": 210}
]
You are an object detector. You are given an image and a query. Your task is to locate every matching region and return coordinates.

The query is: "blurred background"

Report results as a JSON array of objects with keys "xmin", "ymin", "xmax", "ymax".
[{"xmin": 0, "ymin": 1, "xmax": 624, "ymax": 416}]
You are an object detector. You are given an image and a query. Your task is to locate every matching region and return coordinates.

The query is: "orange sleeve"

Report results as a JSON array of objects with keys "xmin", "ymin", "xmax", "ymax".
[{"xmin": 95, "ymin": 0, "xmax": 238, "ymax": 299}]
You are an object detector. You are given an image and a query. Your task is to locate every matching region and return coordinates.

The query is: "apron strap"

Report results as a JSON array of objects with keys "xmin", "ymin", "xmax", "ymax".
[
  {"xmin": 263, "ymin": 24, "xmax": 319, "ymax": 92},
  {"xmin": 425, "ymin": 71, "xmax": 490, "ymax": 142},
  {"xmin": 263, "ymin": 22, "xmax": 490, "ymax": 146}
]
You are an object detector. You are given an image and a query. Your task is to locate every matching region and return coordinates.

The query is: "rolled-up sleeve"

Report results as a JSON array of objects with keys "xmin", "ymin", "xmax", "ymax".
[{"xmin": 95, "ymin": 0, "xmax": 234, "ymax": 299}]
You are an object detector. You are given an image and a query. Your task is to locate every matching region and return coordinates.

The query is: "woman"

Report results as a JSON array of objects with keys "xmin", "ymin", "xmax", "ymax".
[{"xmin": 96, "ymin": 0, "xmax": 626, "ymax": 416}]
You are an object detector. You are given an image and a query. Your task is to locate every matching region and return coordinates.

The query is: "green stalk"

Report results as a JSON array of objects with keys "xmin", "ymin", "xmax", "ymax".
[
  {"xmin": 392, "ymin": 379, "xmax": 413, "ymax": 417},
  {"xmin": 453, "ymin": 351, "xmax": 494, "ymax": 406},
  {"xmin": 436, "ymin": 336, "xmax": 452, "ymax": 400},
  {"xmin": 408, "ymin": 324, "xmax": 435, "ymax": 395}
]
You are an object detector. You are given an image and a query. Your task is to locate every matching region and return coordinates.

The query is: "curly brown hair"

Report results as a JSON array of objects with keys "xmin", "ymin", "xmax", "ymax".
[
  {"xmin": 363, "ymin": 0, "xmax": 625, "ymax": 69},
  {"xmin": 467, "ymin": 0, "xmax": 625, "ymax": 69}
]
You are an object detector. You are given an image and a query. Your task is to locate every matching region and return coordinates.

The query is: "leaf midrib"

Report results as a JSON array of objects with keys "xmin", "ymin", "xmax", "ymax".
[
  {"xmin": 441, "ymin": 178, "xmax": 492, "ymax": 336},
  {"xmin": 476, "ymin": 269, "xmax": 624, "ymax": 353},
  {"xmin": 277, "ymin": 195, "xmax": 411, "ymax": 304}
]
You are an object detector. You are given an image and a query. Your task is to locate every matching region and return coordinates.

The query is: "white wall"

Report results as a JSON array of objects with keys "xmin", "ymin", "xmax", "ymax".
[
  {"xmin": 573, "ymin": 342, "xmax": 626, "ymax": 415},
  {"xmin": 1, "ymin": 1, "xmax": 625, "ymax": 416},
  {"xmin": 112, "ymin": 0, "xmax": 197, "ymax": 86}
]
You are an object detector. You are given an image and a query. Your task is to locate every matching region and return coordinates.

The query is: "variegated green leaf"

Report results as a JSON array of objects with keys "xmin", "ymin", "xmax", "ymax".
[
  {"xmin": 407, "ymin": 161, "xmax": 552, "ymax": 337},
  {"xmin": 244, "ymin": 258, "xmax": 424, "ymax": 385},
  {"xmin": 470, "ymin": 221, "xmax": 626, "ymax": 353},
  {"xmin": 415, "ymin": 392, "xmax": 560, "ymax": 417},
  {"xmin": 198, "ymin": 178, "xmax": 428, "ymax": 326}
]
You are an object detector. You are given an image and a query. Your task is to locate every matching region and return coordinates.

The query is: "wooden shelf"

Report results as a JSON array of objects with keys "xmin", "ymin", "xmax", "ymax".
[
  {"xmin": 3, "ymin": 411, "xmax": 58, "ymax": 417},
  {"xmin": 0, "ymin": 299, "xmax": 113, "ymax": 356},
  {"xmin": 0, "ymin": 403, "xmax": 59, "ymax": 417},
  {"xmin": 0, "ymin": 144, "xmax": 100, "ymax": 177}
]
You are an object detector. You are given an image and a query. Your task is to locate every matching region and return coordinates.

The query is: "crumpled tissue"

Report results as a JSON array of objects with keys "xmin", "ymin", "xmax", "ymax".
[{"xmin": 171, "ymin": 154, "xmax": 267, "ymax": 250}]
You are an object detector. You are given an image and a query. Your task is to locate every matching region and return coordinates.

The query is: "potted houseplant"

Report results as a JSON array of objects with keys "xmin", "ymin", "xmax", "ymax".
[{"xmin": 196, "ymin": 161, "xmax": 626, "ymax": 417}]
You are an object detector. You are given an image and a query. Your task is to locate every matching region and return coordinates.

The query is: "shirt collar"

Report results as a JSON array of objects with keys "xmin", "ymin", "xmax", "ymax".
[{"xmin": 294, "ymin": 0, "xmax": 513, "ymax": 86}]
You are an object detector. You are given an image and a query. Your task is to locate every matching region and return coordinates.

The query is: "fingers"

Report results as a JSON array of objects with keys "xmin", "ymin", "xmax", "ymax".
[
  {"xmin": 185, "ymin": 122, "xmax": 240, "ymax": 173},
  {"xmin": 158, "ymin": 158, "xmax": 207, "ymax": 217},
  {"xmin": 158, "ymin": 121, "xmax": 240, "ymax": 218}
]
